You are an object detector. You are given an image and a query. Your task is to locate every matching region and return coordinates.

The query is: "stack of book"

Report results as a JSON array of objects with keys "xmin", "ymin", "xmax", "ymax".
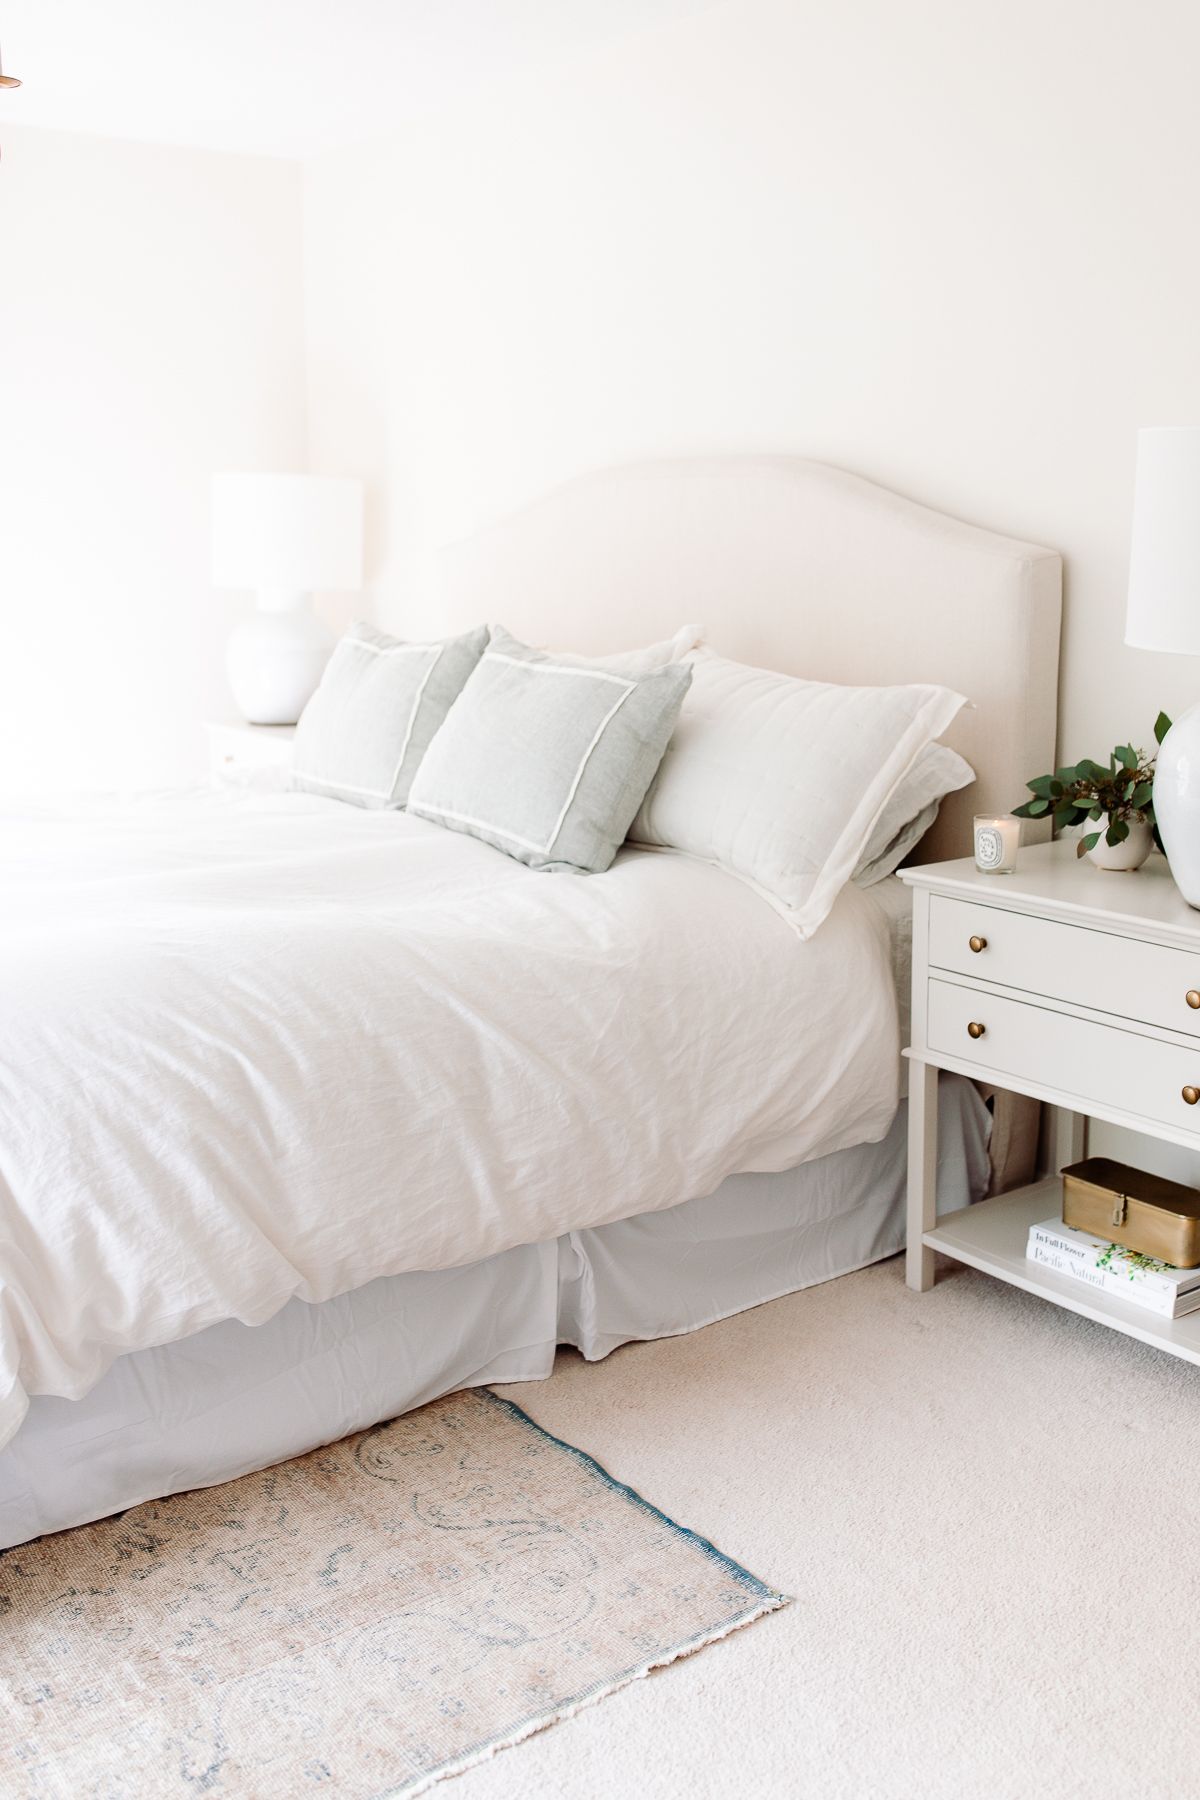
[{"xmin": 1027, "ymin": 1217, "xmax": 1200, "ymax": 1319}]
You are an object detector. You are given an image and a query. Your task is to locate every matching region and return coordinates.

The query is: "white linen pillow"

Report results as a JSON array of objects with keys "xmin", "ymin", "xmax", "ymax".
[
  {"xmin": 407, "ymin": 626, "xmax": 692, "ymax": 874},
  {"xmin": 856, "ymin": 798, "xmax": 939, "ymax": 888},
  {"xmin": 556, "ymin": 623, "xmax": 704, "ymax": 675},
  {"xmin": 629, "ymin": 648, "xmax": 967, "ymax": 937},
  {"xmin": 292, "ymin": 621, "xmax": 489, "ymax": 809},
  {"xmin": 852, "ymin": 743, "xmax": 975, "ymax": 886}
]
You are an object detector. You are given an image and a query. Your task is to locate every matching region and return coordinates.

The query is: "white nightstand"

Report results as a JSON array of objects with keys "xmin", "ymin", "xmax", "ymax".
[
  {"xmin": 901, "ymin": 841, "xmax": 1200, "ymax": 1365},
  {"xmin": 206, "ymin": 721, "xmax": 296, "ymax": 790}
]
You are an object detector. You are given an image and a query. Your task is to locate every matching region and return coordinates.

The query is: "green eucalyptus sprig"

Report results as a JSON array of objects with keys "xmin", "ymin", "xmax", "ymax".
[{"xmin": 1014, "ymin": 712, "xmax": 1172, "ymax": 859}]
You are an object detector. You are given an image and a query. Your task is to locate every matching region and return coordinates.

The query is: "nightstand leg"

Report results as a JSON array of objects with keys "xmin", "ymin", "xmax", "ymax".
[
  {"xmin": 906, "ymin": 1060, "xmax": 938, "ymax": 1292},
  {"xmin": 1047, "ymin": 1106, "xmax": 1086, "ymax": 1175}
]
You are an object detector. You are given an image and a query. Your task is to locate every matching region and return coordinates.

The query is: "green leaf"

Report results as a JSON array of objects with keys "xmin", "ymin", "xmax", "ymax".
[
  {"xmin": 1106, "ymin": 817, "xmax": 1130, "ymax": 846},
  {"xmin": 1115, "ymin": 743, "xmax": 1137, "ymax": 771},
  {"xmin": 1077, "ymin": 832, "xmax": 1101, "ymax": 858},
  {"xmin": 1089, "ymin": 804, "xmax": 1103, "ymax": 820},
  {"xmin": 1025, "ymin": 797, "xmax": 1050, "ymax": 816},
  {"xmin": 1027, "ymin": 773, "xmax": 1055, "ymax": 797},
  {"xmin": 1155, "ymin": 711, "xmax": 1173, "ymax": 745}
]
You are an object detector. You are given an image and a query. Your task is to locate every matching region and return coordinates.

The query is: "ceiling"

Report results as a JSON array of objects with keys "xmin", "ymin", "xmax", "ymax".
[{"xmin": 0, "ymin": 0, "xmax": 719, "ymax": 159}]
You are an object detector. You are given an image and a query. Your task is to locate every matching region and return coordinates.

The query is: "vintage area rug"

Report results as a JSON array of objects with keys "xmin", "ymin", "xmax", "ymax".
[{"xmin": 0, "ymin": 1388, "xmax": 788, "ymax": 1797}]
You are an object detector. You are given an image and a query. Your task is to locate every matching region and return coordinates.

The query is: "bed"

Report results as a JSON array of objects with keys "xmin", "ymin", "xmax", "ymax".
[{"xmin": 0, "ymin": 457, "xmax": 1062, "ymax": 1548}]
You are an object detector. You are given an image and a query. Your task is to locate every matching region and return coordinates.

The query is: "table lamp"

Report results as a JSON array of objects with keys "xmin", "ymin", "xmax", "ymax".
[
  {"xmin": 212, "ymin": 472, "xmax": 363, "ymax": 725},
  {"xmin": 1126, "ymin": 426, "xmax": 1200, "ymax": 908}
]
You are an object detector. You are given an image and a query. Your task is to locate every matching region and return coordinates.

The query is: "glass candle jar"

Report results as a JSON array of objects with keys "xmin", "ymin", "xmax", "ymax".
[{"xmin": 973, "ymin": 814, "xmax": 1020, "ymax": 874}]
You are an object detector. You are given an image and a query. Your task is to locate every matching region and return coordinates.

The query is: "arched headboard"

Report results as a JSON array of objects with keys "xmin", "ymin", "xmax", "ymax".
[{"xmin": 436, "ymin": 457, "xmax": 1062, "ymax": 864}]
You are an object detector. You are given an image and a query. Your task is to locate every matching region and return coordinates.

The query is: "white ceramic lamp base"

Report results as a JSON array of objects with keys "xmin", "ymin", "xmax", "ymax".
[
  {"xmin": 1153, "ymin": 700, "xmax": 1200, "ymax": 909},
  {"xmin": 226, "ymin": 604, "xmax": 333, "ymax": 726}
]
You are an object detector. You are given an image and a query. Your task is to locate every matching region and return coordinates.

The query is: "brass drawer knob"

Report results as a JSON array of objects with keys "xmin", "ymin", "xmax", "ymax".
[
  {"xmin": 1184, "ymin": 1086, "xmax": 1200, "ymax": 1106},
  {"xmin": 968, "ymin": 935, "xmax": 987, "ymax": 954},
  {"xmin": 1188, "ymin": 991, "xmax": 1200, "ymax": 1010},
  {"xmin": 967, "ymin": 1021, "xmax": 986, "ymax": 1040}
]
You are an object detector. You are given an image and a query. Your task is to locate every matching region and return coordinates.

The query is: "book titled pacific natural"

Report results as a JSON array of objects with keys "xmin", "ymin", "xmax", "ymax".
[{"xmin": 1027, "ymin": 1218, "xmax": 1200, "ymax": 1320}]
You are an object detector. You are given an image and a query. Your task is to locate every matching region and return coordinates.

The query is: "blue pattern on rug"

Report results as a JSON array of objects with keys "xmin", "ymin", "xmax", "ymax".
[{"xmin": 0, "ymin": 1387, "xmax": 789, "ymax": 1797}]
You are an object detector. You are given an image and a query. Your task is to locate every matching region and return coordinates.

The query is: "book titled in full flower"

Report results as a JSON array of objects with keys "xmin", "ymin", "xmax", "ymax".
[{"xmin": 1026, "ymin": 1218, "xmax": 1200, "ymax": 1320}]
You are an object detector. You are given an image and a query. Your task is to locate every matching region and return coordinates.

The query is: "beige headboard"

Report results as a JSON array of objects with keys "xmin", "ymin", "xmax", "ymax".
[{"xmin": 437, "ymin": 457, "xmax": 1062, "ymax": 864}]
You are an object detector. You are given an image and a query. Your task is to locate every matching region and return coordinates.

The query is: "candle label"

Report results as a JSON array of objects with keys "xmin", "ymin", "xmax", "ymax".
[{"xmin": 975, "ymin": 825, "xmax": 1005, "ymax": 869}]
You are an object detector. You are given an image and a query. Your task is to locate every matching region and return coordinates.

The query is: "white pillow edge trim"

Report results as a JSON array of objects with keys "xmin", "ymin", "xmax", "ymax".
[
  {"xmin": 545, "ymin": 684, "xmax": 637, "ymax": 858},
  {"xmin": 409, "ymin": 658, "xmax": 642, "ymax": 858},
  {"xmin": 623, "ymin": 841, "xmax": 807, "ymax": 935},
  {"xmin": 852, "ymin": 744, "xmax": 976, "ymax": 886},
  {"xmin": 853, "ymin": 797, "xmax": 939, "ymax": 888},
  {"xmin": 344, "ymin": 633, "xmax": 448, "ymax": 658},
  {"xmin": 794, "ymin": 688, "xmax": 967, "ymax": 936},
  {"xmin": 385, "ymin": 642, "xmax": 445, "ymax": 802},
  {"xmin": 293, "ymin": 635, "xmax": 442, "ymax": 803},
  {"xmin": 484, "ymin": 648, "xmax": 634, "ymax": 690}
]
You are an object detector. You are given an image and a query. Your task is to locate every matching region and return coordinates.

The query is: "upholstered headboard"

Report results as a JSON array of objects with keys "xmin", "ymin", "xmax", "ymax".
[{"xmin": 436, "ymin": 457, "xmax": 1062, "ymax": 864}]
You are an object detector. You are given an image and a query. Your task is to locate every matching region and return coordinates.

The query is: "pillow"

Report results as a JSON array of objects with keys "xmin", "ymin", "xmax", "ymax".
[
  {"xmin": 852, "ymin": 743, "xmax": 975, "ymax": 885},
  {"xmin": 291, "ymin": 621, "xmax": 489, "ymax": 809},
  {"xmin": 406, "ymin": 626, "xmax": 692, "ymax": 873},
  {"xmin": 855, "ymin": 798, "xmax": 940, "ymax": 888},
  {"xmin": 556, "ymin": 623, "xmax": 704, "ymax": 676},
  {"xmin": 629, "ymin": 648, "xmax": 967, "ymax": 937}
]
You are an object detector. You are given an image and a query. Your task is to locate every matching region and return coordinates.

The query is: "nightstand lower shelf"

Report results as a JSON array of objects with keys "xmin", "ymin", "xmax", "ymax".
[{"xmin": 926, "ymin": 1179, "xmax": 1200, "ymax": 1367}]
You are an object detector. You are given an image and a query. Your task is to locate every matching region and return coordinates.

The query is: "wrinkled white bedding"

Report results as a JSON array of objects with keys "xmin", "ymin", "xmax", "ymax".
[{"xmin": 0, "ymin": 790, "xmax": 900, "ymax": 1449}]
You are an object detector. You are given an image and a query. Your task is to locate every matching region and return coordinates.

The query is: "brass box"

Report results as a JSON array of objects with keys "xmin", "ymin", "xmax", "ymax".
[{"xmin": 1062, "ymin": 1157, "xmax": 1200, "ymax": 1268}]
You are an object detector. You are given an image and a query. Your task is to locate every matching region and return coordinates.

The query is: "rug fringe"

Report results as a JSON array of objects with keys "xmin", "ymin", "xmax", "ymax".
[{"xmin": 391, "ymin": 1591, "xmax": 791, "ymax": 1797}]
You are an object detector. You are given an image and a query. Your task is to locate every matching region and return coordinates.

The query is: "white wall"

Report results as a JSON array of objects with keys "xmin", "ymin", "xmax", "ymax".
[
  {"xmin": 0, "ymin": 126, "xmax": 307, "ymax": 795},
  {"xmin": 304, "ymin": 0, "xmax": 1200, "ymax": 766},
  {"xmin": 10, "ymin": 3, "xmax": 1195, "ymax": 786}
]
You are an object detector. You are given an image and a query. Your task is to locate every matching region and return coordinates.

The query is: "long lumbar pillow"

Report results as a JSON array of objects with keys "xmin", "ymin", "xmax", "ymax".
[
  {"xmin": 406, "ymin": 625, "xmax": 692, "ymax": 874},
  {"xmin": 629, "ymin": 648, "xmax": 967, "ymax": 937},
  {"xmin": 291, "ymin": 621, "xmax": 490, "ymax": 808}
]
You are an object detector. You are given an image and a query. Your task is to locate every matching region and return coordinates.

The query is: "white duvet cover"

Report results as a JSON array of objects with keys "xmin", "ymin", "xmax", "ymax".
[{"xmin": 0, "ymin": 791, "xmax": 900, "ymax": 1449}]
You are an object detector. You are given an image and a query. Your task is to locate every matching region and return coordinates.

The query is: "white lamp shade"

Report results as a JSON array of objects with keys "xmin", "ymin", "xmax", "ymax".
[
  {"xmin": 211, "ymin": 473, "xmax": 363, "ymax": 599},
  {"xmin": 1126, "ymin": 427, "xmax": 1200, "ymax": 655}
]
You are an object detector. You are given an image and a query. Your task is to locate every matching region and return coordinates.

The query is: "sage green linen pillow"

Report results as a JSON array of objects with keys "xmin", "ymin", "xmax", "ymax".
[
  {"xmin": 406, "ymin": 626, "xmax": 692, "ymax": 873},
  {"xmin": 291, "ymin": 622, "xmax": 489, "ymax": 809}
]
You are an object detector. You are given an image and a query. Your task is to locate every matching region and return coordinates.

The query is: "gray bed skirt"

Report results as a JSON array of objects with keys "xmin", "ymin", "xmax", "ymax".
[{"xmin": 0, "ymin": 1074, "xmax": 989, "ymax": 1549}]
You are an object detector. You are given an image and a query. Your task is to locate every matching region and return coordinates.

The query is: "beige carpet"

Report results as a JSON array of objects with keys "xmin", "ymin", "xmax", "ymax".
[
  {"xmin": 0, "ymin": 1387, "xmax": 785, "ymax": 1798},
  {"xmin": 451, "ymin": 1255, "xmax": 1200, "ymax": 1800}
]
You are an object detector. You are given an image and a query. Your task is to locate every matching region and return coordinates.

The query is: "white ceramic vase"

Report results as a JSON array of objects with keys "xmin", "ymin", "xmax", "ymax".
[
  {"xmin": 1153, "ymin": 701, "xmax": 1200, "ymax": 908},
  {"xmin": 1086, "ymin": 813, "xmax": 1153, "ymax": 872}
]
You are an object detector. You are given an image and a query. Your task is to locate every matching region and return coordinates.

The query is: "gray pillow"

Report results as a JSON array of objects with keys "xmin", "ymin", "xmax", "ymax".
[
  {"xmin": 291, "ymin": 621, "xmax": 489, "ymax": 808},
  {"xmin": 406, "ymin": 626, "xmax": 692, "ymax": 873}
]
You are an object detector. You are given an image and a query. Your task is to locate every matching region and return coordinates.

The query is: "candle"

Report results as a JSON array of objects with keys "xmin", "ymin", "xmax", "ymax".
[{"xmin": 974, "ymin": 814, "xmax": 1020, "ymax": 874}]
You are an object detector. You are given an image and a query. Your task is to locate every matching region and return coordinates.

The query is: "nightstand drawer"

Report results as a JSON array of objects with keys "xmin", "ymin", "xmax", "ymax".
[
  {"xmin": 928, "ymin": 977, "xmax": 1200, "ymax": 1136},
  {"xmin": 928, "ymin": 893, "xmax": 1200, "ymax": 1038}
]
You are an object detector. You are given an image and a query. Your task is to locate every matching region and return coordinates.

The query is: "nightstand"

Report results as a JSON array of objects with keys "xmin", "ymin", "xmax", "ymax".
[
  {"xmin": 206, "ymin": 721, "xmax": 296, "ymax": 790},
  {"xmin": 900, "ymin": 841, "xmax": 1200, "ymax": 1365}
]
